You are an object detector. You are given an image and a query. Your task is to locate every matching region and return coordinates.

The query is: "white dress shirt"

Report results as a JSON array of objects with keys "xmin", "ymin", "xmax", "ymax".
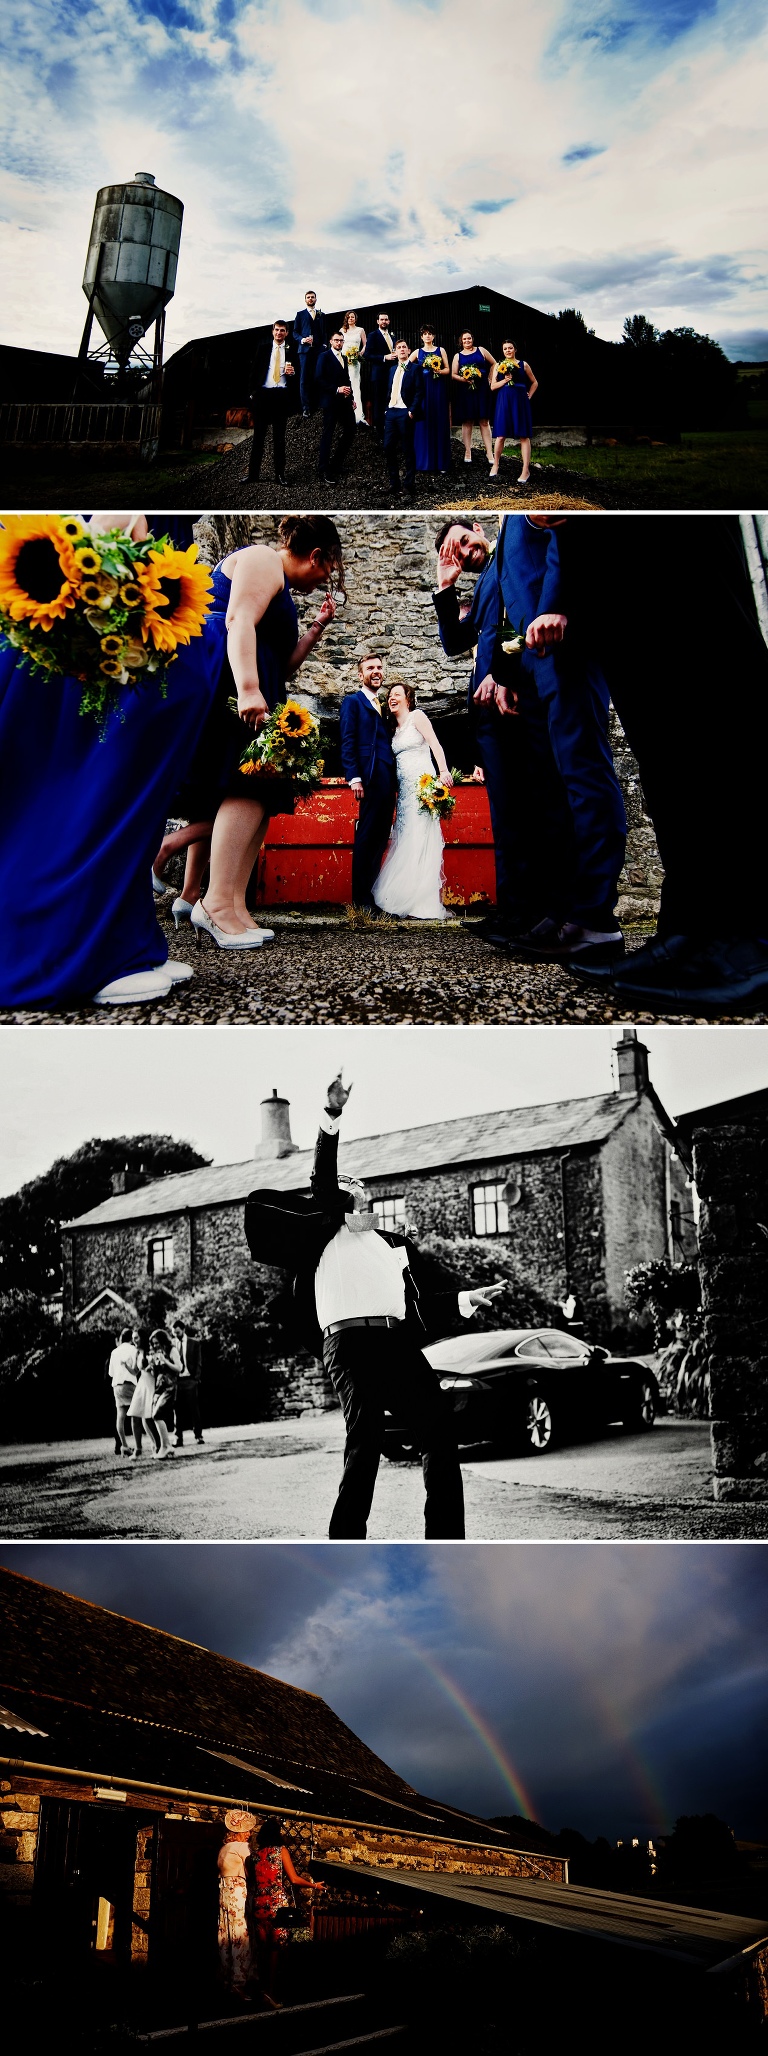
[
  {"xmin": 388, "ymin": 362, "xmax": 408, "ymax": 410},
  {"xmin": 314, "ymin": 1111, "xmax": 476, "ymax": 1333},
  {"xmin": 108, "ymin": 1342, "xmax": 138, "ymax": 1387},
  {"xmin": 264, "ymin": 342, "xmax": 287, "ymax": 389},
  {"xmin": 359, "ymin": 684, "xmax": 381, "ymax": 712}
]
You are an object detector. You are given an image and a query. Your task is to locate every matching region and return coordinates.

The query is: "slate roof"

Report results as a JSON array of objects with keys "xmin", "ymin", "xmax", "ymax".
[
  {"xmin": 64, "ymin": 1091, "xmax": 641, "ymax": 1231},
  {"xmin": 0, "ymin": 1570, "xmax": 523, "ymax": 1850}
]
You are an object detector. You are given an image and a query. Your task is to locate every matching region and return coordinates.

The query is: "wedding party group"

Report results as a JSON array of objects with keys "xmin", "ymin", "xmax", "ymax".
[
  {"xmin": 1, "ymin": 510, "xmax": 768, "ymax": 1016},
  {"xmin": 245, "ymin": 297, "xmax": 537, "ymax": 494}
]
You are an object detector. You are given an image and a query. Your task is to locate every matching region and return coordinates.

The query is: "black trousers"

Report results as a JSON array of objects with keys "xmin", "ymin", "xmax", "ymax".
[
  {"xmin": 370, "ymin": 369, "xmax": 389, "ymax": 437},
  {"xmin": 248, "ymin": 390, "xmax": 291, "ymax": 480},
  {"xmin": 174, "ymin": 1378, "xmax": 203, "ymax": 1442},
  {"xmin": 607, "ymin": 643, "xmax": 768, "ymax": 936},
  {"xmin": 324, "ymin": 1326, "xmax": 465, "ymax": 1539},
  {"xmin": 351, "ymin": 763, "xmax": 397, "ymax": 906},
  {"xmin": 383, "ymin": 408, "xmax": 416, "ymax": 491},
  {"xmin": 472, "ymin": 676, "xmax": 577, "ymax": 924},
  {"xmin": 318, "ymin": 398, "xmax": 356, "ymax": 476}
]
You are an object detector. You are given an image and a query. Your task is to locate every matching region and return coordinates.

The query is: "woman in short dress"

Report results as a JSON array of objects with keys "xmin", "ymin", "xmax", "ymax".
[
  {"xmin": 340, "ymin": 312, "xmax": 368, "ymax": 426},
  {"xmin": 127, "ymin": 1332, "xmax": 175, "ymax": 1459},
  {"xmin": 153, "ymin": 516, "xmax": 345, "ymax": 950},
  {"xmin": 410, "ymin": 326, "xmax": 452, "ymax": 475},
  {"xmin": 249, "ymin": 1819, "xmax": 318, "ymax": 2006},
  {"xmin": 451, "ymin": 331, "xmax": 496, "ymax": 467},
  {"xmin": 489, "ymin": 338, "xmax": 538, "ymax": 485}
]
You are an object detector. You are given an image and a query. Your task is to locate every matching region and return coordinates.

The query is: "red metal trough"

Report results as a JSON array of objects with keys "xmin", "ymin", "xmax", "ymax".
[{"xmin": 255, "ymin": 779, "xmax": 497, "ymax": 907}]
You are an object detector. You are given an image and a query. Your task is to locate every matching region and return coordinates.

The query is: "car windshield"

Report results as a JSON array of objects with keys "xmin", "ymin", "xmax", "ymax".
[
  {"xmin": 517, "ymin": 1331, "xmax": 587, "ymax": 1361},
  {"xmin": 428, "ymin": 1331, "xmax": 521, "ymax": 1369}
]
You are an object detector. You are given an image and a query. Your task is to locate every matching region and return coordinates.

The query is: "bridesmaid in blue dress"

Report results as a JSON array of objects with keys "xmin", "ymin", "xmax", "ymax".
[
  {"xmin": 410, "ymin": 327, "xmax": 452, "ymax": 476},
  {"xmin": 0, "ymin": 515, "xmax": 224, "ymax": 1011},
  {"xmin": 489, "ymin": 337, "xmax": 539, "ymax": 486},
  {"xmin": 451, "ymin": 331, "xmax": 497, "ymax": 468},
  {"xmin": 157, "ymin": 516, "xmax": 345, "ymax": 951}
]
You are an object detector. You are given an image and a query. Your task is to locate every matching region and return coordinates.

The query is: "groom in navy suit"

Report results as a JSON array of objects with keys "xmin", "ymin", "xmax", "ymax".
[
  {"xmin": 383, "ymin": 340, "xmax": 422, "ymax": 501},
  {"xmin": 339, "ymin": 654, "xmax": 397, "ymax": 907},
  {"xmin": 293, "ymin": 290, "xmax": 328, "ymax": 415},
  {"xmin": 365, "ymin": 311, "xmax": 397, "ymax": 435}
]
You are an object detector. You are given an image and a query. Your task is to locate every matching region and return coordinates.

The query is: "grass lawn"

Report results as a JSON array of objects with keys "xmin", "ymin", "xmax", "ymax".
[
  {"xmin": 2, "ymin": 451, "xmax": 222, "ymax": 509},
  {"xmin": 523, "ymin": 429, "xmax": 768, "ymax": 507}
]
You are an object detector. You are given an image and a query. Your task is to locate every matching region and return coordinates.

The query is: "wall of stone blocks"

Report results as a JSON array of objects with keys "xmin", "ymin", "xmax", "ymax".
[
  {"xmin": 0, "ymin": 1780, "xmax": 39, "ymax": 1919},
  {"xmin": 369, "ymin": 1155, "xmax": 576, "ymax": 1306},
  {"xmin": 692, "ymin": 1112, "xmax": 768, "ymax": 1500},
  {"xmin": 193, "ymin": 513, "xmax": 662, "ymax": 922}
]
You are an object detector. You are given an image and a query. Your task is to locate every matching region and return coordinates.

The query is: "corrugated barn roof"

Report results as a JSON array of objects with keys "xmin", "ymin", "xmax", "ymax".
[{"xmin": 64, "ymin": 1091, "xmax": 638, "ymax": 1230}]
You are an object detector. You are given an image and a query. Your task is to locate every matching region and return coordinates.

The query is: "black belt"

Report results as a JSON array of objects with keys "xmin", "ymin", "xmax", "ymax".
[{"xmin": 324, "ymin": 1316, "xmax": 403, "ymax": 1338}]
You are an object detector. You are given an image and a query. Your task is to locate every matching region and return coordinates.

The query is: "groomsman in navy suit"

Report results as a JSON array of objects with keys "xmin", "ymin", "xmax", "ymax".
[
  {"xmin": 315, "ymin": 332, "xmax": 357, "ymax": 481},
  {"xmin": 246, "ymin": 319, "xmax": 300, "ymax": 483},
  {"xmin": 339, "ymin": 654, "xmax": 397, "ymax": 907},
  {"xmin": 432, "ymin": 519, "xmax": 577, "ymax": 944},
  {"xmin": 364, "ymin": 311, "xmax": 397, "ymax": 435},
  {"xmin": 293, "ymin": 290, "xmax": 328, "ymax": 415},
  {"xmin": 383, "ymin": 341, "xmax": 422, "ymax": 501}
]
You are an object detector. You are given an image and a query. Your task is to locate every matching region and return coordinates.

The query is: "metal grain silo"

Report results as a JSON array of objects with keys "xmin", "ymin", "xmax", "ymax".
[{"xmin": 79, "ymin": 172, "xmax": 183, "ymax": 376}]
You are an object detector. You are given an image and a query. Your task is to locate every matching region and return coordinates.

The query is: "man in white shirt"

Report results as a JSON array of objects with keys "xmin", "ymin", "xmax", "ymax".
[
  {"xmin": 246, "ymin": 320, "xmax": 299, "ymax": 484},
  {"xmin": 107, "ymin": 1326, "xmax": 139, "ymax": 1455},
  {"xmin": 245, "ymin": 1073, "xmax": 502, "ymax": 1538},
  {"xmin": 383, "ymin": 340, "xmax": 421, "ymax": 502}
]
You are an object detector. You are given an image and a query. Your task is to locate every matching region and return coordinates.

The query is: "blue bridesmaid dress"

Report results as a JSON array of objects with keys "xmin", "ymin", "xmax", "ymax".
[
  {"xmin": 413, "ymin": 350, "xmax": 452, "ymax": 474},
  {"xmin": 492, "ymin": 360, "xmax": 533, "ymax": 440},
  {"xmin": 176, "ymin": 557, "xmax": 300, "ymax": 817},
  {"xmin": 0, "ymin": 619, "xmax": 226, "ymax": 1008},
  {"xmin": 452, "ymin": 348, "xmax": 492, "ymax": 423}
]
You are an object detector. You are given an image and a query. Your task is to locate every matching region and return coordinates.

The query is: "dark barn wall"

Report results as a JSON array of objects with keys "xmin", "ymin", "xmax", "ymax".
[{"xmin": 691, "ymin": 1101, "xmax": 768, "ymax": 1500}]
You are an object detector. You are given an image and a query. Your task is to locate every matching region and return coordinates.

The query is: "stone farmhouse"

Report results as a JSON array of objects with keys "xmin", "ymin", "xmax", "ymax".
[{"xmin": 62, "ymin": 1032, "xmax": 696, "ymax": 1344}]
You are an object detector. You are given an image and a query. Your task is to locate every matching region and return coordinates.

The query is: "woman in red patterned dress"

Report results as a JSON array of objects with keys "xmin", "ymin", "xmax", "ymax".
[{"xmin": 249, "ymin": 1818, "xmax": 319, "ymax": 2005}]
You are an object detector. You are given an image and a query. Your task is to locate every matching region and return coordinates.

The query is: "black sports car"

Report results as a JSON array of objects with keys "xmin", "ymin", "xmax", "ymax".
[{"xmin": 384, "ymin": 1326, "xmax": 660, "ymax": 1457}]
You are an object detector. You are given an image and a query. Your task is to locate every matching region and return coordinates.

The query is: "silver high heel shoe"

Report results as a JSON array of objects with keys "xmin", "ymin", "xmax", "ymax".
[
  {"xmin": 191, "ymin": 901, "xmax": 265, "ymax": 951},
  {"xmin": 152, "ymin": 868, "xmax": 170, "ymax": 896},
  {"xmin": 172, "ymin": 897, "xmax": 194, "ymax": 929}
]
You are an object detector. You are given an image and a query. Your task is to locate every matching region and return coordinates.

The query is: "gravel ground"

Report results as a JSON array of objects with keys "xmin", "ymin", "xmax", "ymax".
[
  {"xmin": 3, "ymin": 913, "xmax": 766, "ymax": 1026},
  {"xmin": 3, "ymin": 1414, "xmax": 766, "ymax": 1541}
]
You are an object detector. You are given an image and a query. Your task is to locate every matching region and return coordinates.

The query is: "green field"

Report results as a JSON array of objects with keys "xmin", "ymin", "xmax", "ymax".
[{"xmin": 524, "ymin": 429, "xmax": 768, "ymax": 507}]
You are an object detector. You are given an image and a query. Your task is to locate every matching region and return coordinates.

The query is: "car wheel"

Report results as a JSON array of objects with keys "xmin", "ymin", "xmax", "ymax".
[
  {"xmin": 524, "ymin": 1389, "xmax": 554, "ymax": 1453},
  {"xmin": 623, "ymin": 1377, "xmax": 657, "ymax": 1432}
]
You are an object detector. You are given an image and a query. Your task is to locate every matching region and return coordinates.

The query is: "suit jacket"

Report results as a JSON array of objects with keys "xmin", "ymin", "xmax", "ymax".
[
  {"xmin": 249, "ymin": 337, "xmax": 301, "ymax": 411},
  {"xmin": 385, "ymin": 358, "xmax": 423, "ymax": 418},
  {"xmin": 365, "ymin": 328, "xmax": 397, "ymax": 375},
  {"xmin": 432, "ymin": 548, "xmax": 505, "ymax": 708},
  {"xmin": 339, "ymin": 690, "xmax": 397, "ymax": 786},
  {"xmin": 245, "ymin": 1123, "xmax": 473, "ymax": 1355},
  {"xmin": 293, "ymin": 307, "xmax": 328, "ymax": 349},
  {"xmin": 173, "ymin": 1332, "xmax": 202, "ymax": 1378},
  {"xmin": 315, "ymin": 347, "xmax": 356, "ymax": 408}
]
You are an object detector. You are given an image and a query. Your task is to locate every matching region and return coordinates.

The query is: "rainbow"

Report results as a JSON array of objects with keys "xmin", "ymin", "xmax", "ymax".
[{"xmin": 399, "ymin": 1634, "xmax": 538, "ymax": 1821}]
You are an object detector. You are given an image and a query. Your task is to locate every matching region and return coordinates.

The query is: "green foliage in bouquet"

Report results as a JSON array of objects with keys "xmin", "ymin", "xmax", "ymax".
[{"xmin": 239, "ymin": 697, "xmax": 325, "ymax": 795}]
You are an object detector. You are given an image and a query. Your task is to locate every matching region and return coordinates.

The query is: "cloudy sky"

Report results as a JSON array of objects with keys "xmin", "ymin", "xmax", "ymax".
[
  {"xmin": 4, "ymin": 1540, "xmax": 768, "ymax": 1840},
  {"xmin": 1, "ymin": 0, "xmax": 766, "ymax": 361},
  {"xmin": 2, "ymin": 1023, "xmax": 767, "ymax": 1196}
]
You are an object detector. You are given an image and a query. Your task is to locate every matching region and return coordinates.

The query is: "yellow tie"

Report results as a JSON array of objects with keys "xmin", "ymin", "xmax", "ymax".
[{"xmin": 273, "ymin": 346, "xmax": 282, "ymax": 385}]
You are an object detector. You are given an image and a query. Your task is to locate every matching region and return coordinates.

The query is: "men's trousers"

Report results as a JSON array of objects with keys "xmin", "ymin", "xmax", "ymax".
[
  {"xmin": 297, "ymin": 348, "xmax": 315, "ymax": 412},
  {"xmin": 370, "ymin": 369, "xmax": 389, "ymax": 438},
  {"xmin": 351, "ymin": 763, "xmax": 397, "ymax": 906},
  {"xmin": 324, "ymin": 1326, "xmax": 465, "ymax": 1539},
  {"xmin": 318, "ymin": 399, "xmax": 356, "ymax": 476},
  {"xmin": 527, "ymin": 658, "xmax": 627, "ymax": 929},
  {"xmin": 383, "ymin": 408, "xmax": 416, "ymax": 492},
  {"xmin": 472, "ymin": 676, "xmax": 577, "ymax": 925},
  {"xmin": 248, "ymin": 390, "xmax": 291, "ymax": 480},
  {"xmin": 174, "ymin": 1377, "xmax": 203, "ymax": 1444}
]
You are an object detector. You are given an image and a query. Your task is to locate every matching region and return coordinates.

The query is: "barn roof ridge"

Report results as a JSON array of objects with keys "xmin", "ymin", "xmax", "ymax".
[{"xmin": 63, "ymin": 1087, "xmax": 648, "ymax": 1231}]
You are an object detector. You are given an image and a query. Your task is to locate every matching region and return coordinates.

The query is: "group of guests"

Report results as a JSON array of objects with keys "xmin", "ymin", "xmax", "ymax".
[
  {"xmin": 218, "ymin": 1811, "xmax": 320, "ymax": 2006},
  {"xmin": 107, "ymin": 1318, "xmax": 203, "ymax": 1457},
  {"xmin": 245, "ymin": 295, "xmax": 537, "ymax": 494}
]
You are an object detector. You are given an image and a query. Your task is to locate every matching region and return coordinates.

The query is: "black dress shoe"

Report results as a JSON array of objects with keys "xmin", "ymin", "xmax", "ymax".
[
  {"xmin": 507, "ymin": 918, "xmax": 625, "ymax": 966},
  {"xmin": 274, "ymin": 474, "xmax": 288, "ymax": 486},
  {"xmin": 317, "ymin": 472, "xmax": 336, "ymax": 485},
  {"xmin": 571, "ymin": 933, "xmax": 768, "ymax": 1013}
]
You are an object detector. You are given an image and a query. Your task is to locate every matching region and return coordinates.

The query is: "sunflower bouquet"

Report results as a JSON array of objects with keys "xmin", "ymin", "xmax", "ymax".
[
  {"xmin": 0, "ymin": 516, "xmax": 212, "ymax": 728},
  {"xmin": 344, "ymin": 345, "xmax": 360, "ymax": 364},
  {"xmin": 239, "ymin": 698, "xmax": 325, "ymax": 796},
  {"xmin": 417, "ymin": 771, "xmax": 456, "ymax": 821},
  {"xmin": 460, "ymin": 364, "xmax": 483, "ymax": 384},
  {"xmin": 497, "ymin": 356, "xmax": 520, "ymax": 377},
  {"xmin": 424, "ymin": 353, "xmax": 443, "ymax": 378}
]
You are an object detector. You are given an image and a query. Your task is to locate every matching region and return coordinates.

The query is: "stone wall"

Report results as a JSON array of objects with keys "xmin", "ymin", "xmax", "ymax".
[
  {"xmin": 193, "ymin": 513, "xmax": 662, "ymax": 924},
  {"xmin": 691, "ymin": 1107, "xmax": 768, "ymax": 1500}
]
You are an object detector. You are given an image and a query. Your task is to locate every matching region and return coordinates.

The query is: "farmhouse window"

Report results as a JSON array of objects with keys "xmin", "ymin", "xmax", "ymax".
[
  {"xmin": 471, "ymin": 1182, "xmax": 510, "ymax": 1236},
  {"xmin": 374, "ymin": 1195, "xmax": 407, "ymax": 1232},
  {"xmin": 148, "ymin": 1235, "xmax": 175, "ymax": 1276}
]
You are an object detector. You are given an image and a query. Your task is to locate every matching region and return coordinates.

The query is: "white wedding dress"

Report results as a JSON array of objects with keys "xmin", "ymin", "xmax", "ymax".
[
  {"xmin": 342, "ymin": 327, "xmax": 366, "ymax": 423},
  {"xmin": 372, "ymin": 716, "xmax": 447, "ymax": 920}
]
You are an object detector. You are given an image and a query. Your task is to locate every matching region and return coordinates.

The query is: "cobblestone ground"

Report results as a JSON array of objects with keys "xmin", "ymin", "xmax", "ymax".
[
  {"xmin": 2, "ymin": 1416, "xmax": 767, "ymax": 1541},
  {"xmin": 3, "ymin": 914, "xmax": 766, "ymax": 1026}
]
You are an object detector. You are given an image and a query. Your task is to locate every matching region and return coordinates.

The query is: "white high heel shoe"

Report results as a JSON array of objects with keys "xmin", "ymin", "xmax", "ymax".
[
  {"xmin": 191, "ymin": 901, "xmax": 265, "ymax": 951},
  {"xmin": 172, "ymin": 898, "xmax": 194, "ymax": 928},
  {"xmin": 93, "ymin": 967, "xmax": 174, "ymax": 1005},
  {"xmin": 152, "ymin": 869, "xmax": 170, "ymax": 896}
]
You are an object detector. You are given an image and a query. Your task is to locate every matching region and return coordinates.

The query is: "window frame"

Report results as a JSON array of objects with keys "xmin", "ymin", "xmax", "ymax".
[{"xmin": 470, "ymin": 1180, "xmax": 511, "ymax": 1237}]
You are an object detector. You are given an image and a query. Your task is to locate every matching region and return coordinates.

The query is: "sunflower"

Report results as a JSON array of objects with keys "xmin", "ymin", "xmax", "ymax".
[
  {"xmin": 76, "ymin": 546, "xmax": 102, "ymax": 576},
  {"xmin": 61, "ymin": 518, "xmax": 85, "ymax": 542},
  {"xmin": 119, "ymin": 581, "xmax": 142, "ymax": 609},
  {"xmin": 100, "ymin": 658, "xmax": 125, "ymax": 678},
  {"xmin": 0, "ymin": 516, "xmax": 81, "ymax": 630},
  {"xmin": 100, "ymin": 634, "xmax": 124, "ymax": 655},
  {"xmin": 81, "ymin": 581, "xmax": 104, "ymax": 607},
  {"xmin": 277, "ymin": 700, "xmax": 314, "ymax": 739},
  {"xmin": 136, "ymin": 543, "xmax": 212, "ymax": 653}
]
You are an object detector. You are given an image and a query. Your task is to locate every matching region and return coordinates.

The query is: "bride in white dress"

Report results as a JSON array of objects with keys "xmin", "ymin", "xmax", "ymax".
[
  {"xmin": 341, "ymin": 311, "xmax": 368, "ymax": 425},
  {"xmin": 372, "ymin": 683, "xmax": 453, "ymax": 920}
]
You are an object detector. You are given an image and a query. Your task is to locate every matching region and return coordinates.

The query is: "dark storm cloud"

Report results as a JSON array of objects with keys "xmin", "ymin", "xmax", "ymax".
[{"xmin": 4, "ymin": 1544, "xmax": 768, "ymax": 1843}]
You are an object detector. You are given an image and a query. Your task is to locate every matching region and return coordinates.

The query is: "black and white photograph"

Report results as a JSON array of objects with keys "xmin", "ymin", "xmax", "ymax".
[{"xmin": 1, "ymin": 1023, "xmax": 767, "ymax": 1544}]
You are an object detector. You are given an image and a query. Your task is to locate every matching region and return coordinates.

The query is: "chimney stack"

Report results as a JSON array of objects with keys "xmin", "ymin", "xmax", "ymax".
[
  {"xmin": 615, "ymin": 1028, "xmax": 650, "ymax": 1096},
  {"xmin": 255, "ymin": 1089, "xmax": 298, "ymax": 1159}
]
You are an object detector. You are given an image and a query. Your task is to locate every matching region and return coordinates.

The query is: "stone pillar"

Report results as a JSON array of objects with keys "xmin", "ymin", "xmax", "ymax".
[{"xmin": 691, "ymin": 1105, "xmax": 768, "ymax": 1499}]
